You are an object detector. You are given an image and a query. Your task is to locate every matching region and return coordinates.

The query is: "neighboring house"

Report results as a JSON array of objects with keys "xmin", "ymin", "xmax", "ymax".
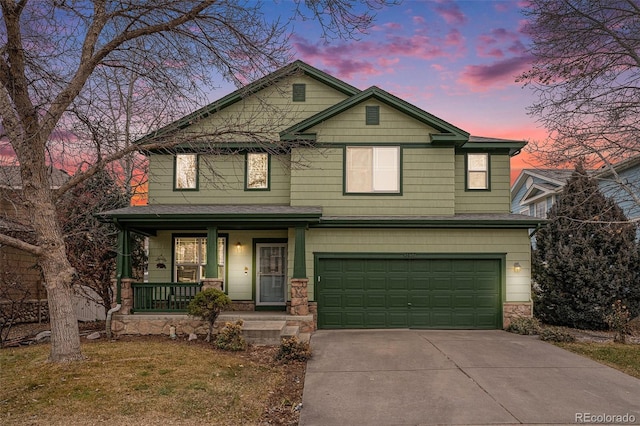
[
  {"xmin": 511, "ymin": 156, "xmax": 640, "ymax": 228},
  {"xmin": 0, "ymin": 166, "xmax": 67, "ymax": 324},
  {"xmin": 0, "ymin": 166, "xmax": 106, "ymax": 324},
  {"xmin": 99, "ymin": 60, "xmax": 540, "ymax": 333}
]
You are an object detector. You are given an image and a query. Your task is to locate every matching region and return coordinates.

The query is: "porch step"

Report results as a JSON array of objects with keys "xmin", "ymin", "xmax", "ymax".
[
  {"xmin": 281, "ymin": 325, "xmax": 300, "ymax": 340},
  {"xmin": 240, "ymin": 320, "xmax": 286, "ymax": 345}
]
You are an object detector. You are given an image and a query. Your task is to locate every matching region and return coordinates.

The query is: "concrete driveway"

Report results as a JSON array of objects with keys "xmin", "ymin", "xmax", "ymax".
[{"xmin": 299, "ymin": 330, "xmax": 640, "ymax": 425}]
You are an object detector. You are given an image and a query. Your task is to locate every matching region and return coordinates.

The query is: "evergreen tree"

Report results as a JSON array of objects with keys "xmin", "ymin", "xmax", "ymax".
[{"xmin": 533, "ymin": 163, "xmax": 640, "ymax": 329}]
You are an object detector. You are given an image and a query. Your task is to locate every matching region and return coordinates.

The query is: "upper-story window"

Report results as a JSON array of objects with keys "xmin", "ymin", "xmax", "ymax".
[
  {"xmin": 246, "ymin": 152, "xmax": 270, "ymax": 190},
  {"xmin": 345, "ymin": 146, "xmax": 400, "ymax": 194},
  {"xmin": 365, "ymin": 106, "xmax": 380, "ymax": 125},
  {"xmin": 466, "ymin": 153, "xmax": 489, "ymax": 190},
  {"xmin": 535, "ymin": 200, "xmax": 548, "ymax": 218},
  {"xmin": 174, "ymin": 154, "xmax": 198, "ymax": 190},
  {"xmin": 292, "ymin": 84, "xmax": 306, "ymax": 102}
]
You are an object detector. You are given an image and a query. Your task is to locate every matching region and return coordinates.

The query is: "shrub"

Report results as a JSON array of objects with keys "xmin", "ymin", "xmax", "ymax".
[
  {"xmin": 215, "ymin": 320, "xmax": 247, "ymax": 351},
  {"xmin": 605, "ymin": 300, "xmax": 631, "ymax": 344},
  {"xmin": 187, "ymin": 288, "xmax": 231, "ymax": 342},
  {"xmin": 505, "ymin": 317, "xmax": 541, "ymax": 335},
  {"xmin": 539, "ymin": 327, "xmax": 576, "ymax": 343},
  {"xmin": 276, "ymin": 337, "xmax": 312, "ymax": 363}
]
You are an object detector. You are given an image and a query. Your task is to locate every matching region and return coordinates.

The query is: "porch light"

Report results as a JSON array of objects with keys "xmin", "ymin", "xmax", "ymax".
[
  {"xmin": 513, "ymin": 262, "xmax": 521, "ymax": 273},
  {"xmin": 155, "ymin": 254, "xmax": 167, "ymax": 269},
  {"xmin": 236, "ymin": 242, "xmax": 242, "ymax": 253}
]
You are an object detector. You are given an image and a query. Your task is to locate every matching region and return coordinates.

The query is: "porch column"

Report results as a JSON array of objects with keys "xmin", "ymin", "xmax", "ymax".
[
  {"xmin": 116, "ymin": 229, "xmax": 132, "ymax": 305},
  {"xmin": 203, "ymin": 226, "xmax": 223, "ymax": 291},
  {"xmin": 293, "ymin": 226, "xmax": 306, "ymax": 278},
  {"xmin": 290, "ymin": 226, "xmax": 309, "ymax": 316}
]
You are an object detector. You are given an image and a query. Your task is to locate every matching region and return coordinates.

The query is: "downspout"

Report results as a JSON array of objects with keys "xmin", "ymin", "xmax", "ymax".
[
  {"xmin": 106, "ymin": 303, "xmax": 121, "ymax": 339},
  {"xmin": 107, "ymin": 221, "xmax": 125, "ymax": 339}
]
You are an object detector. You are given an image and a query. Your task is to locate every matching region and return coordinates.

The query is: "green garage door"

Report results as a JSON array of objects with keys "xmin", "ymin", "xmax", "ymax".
[{"xmin": 317, "ymin": 257, "xmax": 501, "ymax": 329}]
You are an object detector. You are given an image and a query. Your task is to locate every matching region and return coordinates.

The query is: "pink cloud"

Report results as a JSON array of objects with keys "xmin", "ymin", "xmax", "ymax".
[
  {"xmin": 458, "ymin": 55, "xmax": 534, "ymax": 91},
  {"xmin": 381, "ymin": 22, "xmax": 403, "ymax": 31},
  {"xmin": 433, "ymin": 1, "xmax": 467, "ymax": 25},
  {"xmin": 378, "ymin": 57, "xmax": 400, "ymax": 68}
]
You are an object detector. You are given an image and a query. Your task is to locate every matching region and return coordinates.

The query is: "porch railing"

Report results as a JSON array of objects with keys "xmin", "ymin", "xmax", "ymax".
[{"xmin": 131, "ymin": 282, "xmax": 203, "ymax": 313}]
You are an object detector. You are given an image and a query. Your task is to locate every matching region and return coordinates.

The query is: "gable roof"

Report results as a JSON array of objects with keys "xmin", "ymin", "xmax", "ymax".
[
  {"xmin": 280, "ymin": 85, "xmax": 470, "ymax": 143},
  {"xmin": 0, "ymin": 166, "xmax": 69, "ymax": 189},
  {"xmin": 510, "ymin": 168, "xmax": 574, "ymax": 200},
  {"xmin": 594, "ymin": 154, "xmax": 640, "ymax": 178},
  {"xmin": 136, "ymin": 60, "xmax": 361, "ymax": 145}
]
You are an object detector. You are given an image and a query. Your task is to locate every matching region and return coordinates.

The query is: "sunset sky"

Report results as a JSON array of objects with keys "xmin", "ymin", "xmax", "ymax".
[{"xmin": 257, "ymin": 1, "xmax": 547, "ymax": 181}]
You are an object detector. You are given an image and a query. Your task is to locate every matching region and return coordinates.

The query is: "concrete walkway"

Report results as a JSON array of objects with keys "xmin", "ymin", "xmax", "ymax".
[{"xmin": 300, "ymin": 330, "xmax": 640, "ymax": 425}]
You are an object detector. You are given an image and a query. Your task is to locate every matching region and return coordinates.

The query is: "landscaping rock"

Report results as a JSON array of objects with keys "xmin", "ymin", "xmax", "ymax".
[
  {"xmin": 34, "ymin": 330, "xmax": 51, "ymax": 342},
  {"xmin": 86, "ymin": 332, "xmax": 101, "ymax": 340},
  {"xmin": 188, "ymin": 333, "xmax": 197, "ymax": 341}
]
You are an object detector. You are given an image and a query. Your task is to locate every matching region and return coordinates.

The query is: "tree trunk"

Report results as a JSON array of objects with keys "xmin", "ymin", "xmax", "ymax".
[
  {"xmin": 15, "ymin": 124, "xmax": 85, "ymax": 362},
  {"xmin": 35, "ymin": 201, "xmax": 85, "ymax": 362}
]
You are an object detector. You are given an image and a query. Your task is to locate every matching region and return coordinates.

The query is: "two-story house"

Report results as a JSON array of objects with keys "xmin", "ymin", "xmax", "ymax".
[{"xmin": 99, "ymin": 61, "xmax": 540, "ymax": 335}]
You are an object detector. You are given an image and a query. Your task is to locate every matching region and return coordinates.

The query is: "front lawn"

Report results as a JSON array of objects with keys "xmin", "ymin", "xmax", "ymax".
[
  {"xmin": 555, "ymin": 342, "xmax": 640, "ymax": 379},
  {"xmin": 0, "ymin": 338, "xmax": 304, "ymax": 425}
]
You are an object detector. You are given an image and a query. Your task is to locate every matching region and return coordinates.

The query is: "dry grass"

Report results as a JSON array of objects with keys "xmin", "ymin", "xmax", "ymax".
[
  {"xmin": 555, "ymin": 342, "xmax": 640, "ymax": 379},
  {"xmin": 0, "ymin": 337, "xmax": 304, "ymax": 425}
]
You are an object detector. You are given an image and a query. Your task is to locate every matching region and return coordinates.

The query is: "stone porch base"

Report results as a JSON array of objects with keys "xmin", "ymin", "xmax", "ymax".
[
  {"xmin": 111, "ymin": 311, "xmax": 315, "ymax": 340},
  {"xmin": 503, "ymin": 302, "xmax": 533, "ymax": 328}
]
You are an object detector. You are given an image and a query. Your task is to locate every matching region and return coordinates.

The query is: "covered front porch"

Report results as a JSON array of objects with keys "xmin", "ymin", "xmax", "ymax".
[{"xmin": 97, "ymin": 205, "xmax": 322, "ymax": 338}]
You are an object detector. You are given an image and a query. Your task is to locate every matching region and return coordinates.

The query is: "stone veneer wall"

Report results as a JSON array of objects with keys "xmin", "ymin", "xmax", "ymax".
[
  {"xmin": 111, "ymin": 314, "xmax": 208, "ymax": 336},
  {"xmin": 112, "ymin": 312, "xmax": 316, "ymax": 336},
  {"xmin": 503, "ymin": 302, "xmax": 533, "ymax": 328},
  {"xmin": 0, "ymin": 299, "xmax": 49, "ymax": 325}
]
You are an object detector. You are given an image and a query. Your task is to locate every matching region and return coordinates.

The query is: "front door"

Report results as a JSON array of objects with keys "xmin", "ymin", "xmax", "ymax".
[{"xmin": 256, "ymin": 243, "xmax": 287, "ymax": 306}]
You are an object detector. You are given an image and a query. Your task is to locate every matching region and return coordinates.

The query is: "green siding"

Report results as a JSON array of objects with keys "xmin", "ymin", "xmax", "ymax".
[
  {"xmin": 290, "ymin": 146, "xmax": 455, "ymax": 216},
  {"xmin": 310, "ymin": 101, "xmax": 437, "ymax": 143},
  {"xmin": 455, "ymin": 154, "xmax": 511, "ymax": 213},
  {"xmin": 148, "ymin": 153, "xmax": 291, "ymax": 204},
  {"xmin": 295, "ymin": 228, "xmax": 532, "ymax": 304},
  {"xmin": 184, "ymin": 74, "xmax": 350, "ymax": 141}
]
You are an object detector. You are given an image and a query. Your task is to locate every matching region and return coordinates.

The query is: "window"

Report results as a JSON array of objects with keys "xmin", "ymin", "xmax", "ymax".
[
  {"xmin": 246, "ymin": 152, "xmax": 269, "ymax": 190},
  {"xmin": 292, "ymin": 84, "xmax": 306, "ymax": 102},
  {"xmin": 174, "ymin": 236, "xmax": 226, "ymax": 282},
  {"xmin": 175, "ymin": 154, "xmax": 198, "ymax": 190},
  {"xmin": 535, "ymin": 200, "xmax": 548, "ymax": 218},
  {"xmin": 345, "ymin": 146, "xmax": 400, "ymax": 193},
  {"xmin": 466, "ymin": 153, "xmax": 489, "ymax": 190},
  {"xmin": 365, "ymin": 106, "xmax": 380, "ymax": 125}
]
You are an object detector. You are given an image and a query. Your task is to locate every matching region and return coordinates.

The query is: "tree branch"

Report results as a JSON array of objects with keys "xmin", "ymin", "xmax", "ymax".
[{"xmin": 0, "ymin": 232, "xmax": 42, "ymax": 257}]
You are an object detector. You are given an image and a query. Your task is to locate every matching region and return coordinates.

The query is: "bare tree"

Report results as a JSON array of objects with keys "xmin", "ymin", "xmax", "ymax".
[
  {"xmin": 518, "ymin": 0, "xmax": 640, "ymax": 209},
  {"xmin": 0, "ymin": 0, "xmax": 395, "ymax": 362}
]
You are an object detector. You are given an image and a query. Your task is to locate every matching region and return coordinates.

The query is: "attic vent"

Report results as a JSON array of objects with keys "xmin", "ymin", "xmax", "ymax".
[
  {"xmin": 292, "ymin": 84, "xmax": 306, "ymax": 102},
  {"xmin": 366, "ymin": 106, "xmax": 379, "ymax": 125}
]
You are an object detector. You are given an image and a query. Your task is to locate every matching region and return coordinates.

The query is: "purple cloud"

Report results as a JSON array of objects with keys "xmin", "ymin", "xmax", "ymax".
[
  {"xmin": 459, "ymin": 55, "xmax": 534, "ymax": 91},
  {"xmin": 476, "ymin": 28, "xmax": 527, "ymax": 58},
  {"xmin": 433, "ymin": 1, "xmax": 467, "ymax": 25}
]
